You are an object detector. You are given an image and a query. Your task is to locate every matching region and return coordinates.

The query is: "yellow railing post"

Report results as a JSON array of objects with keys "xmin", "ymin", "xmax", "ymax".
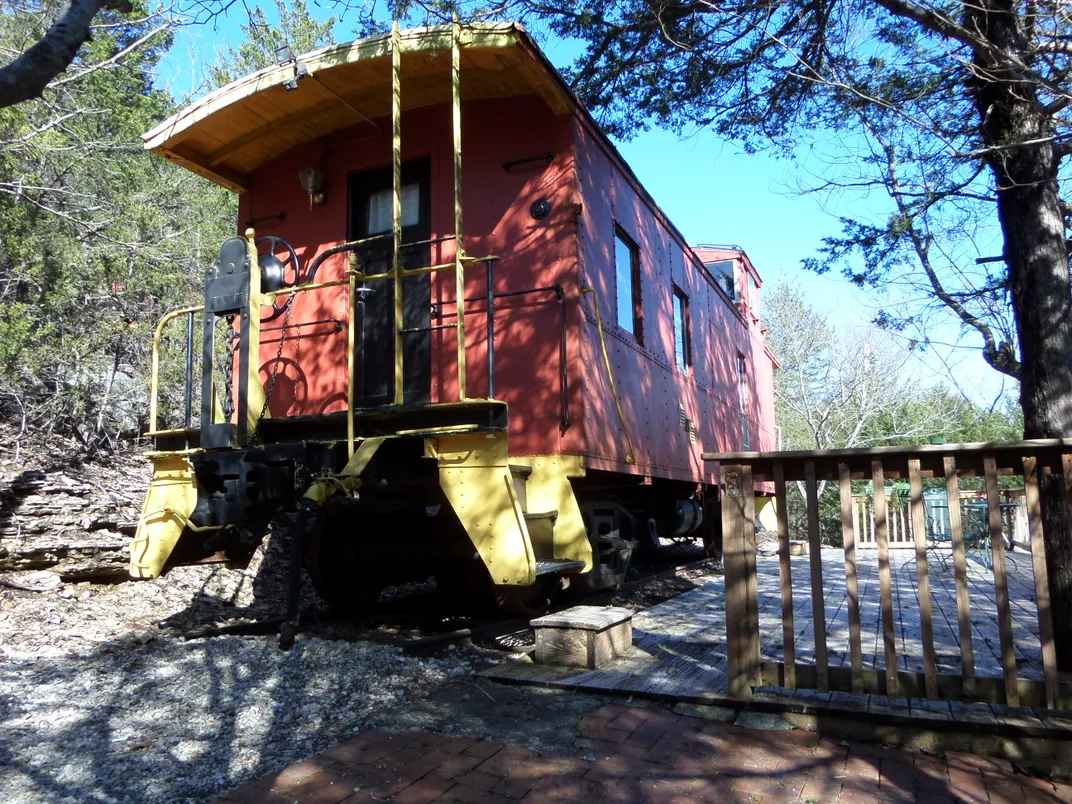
[
  {"xmin": 392, "ymin": 21, "xmax": 404, "ymax": 406},
  {"xmin": 149, "ymin": 305, "xmax": 203, "ymax": 434},
  {"xmin": 243, "ymin": 227, "xmax": 266, "ymax": 439},
  {"xmin": 452, "ymin": 19, "xmax": 467, "ymax": 400}
]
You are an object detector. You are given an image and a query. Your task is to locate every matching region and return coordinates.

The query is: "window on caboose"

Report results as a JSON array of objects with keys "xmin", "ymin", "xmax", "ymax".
[
  {"xmin": 614, "ymin": 225, "xmax": 643, "ymax": 343},
  {"xmin": 737, "ymin": 352, "xmax": 751, "ymax": 450},
  {"xmin": 672, "ymin": 285, "xmax": 691, "ymax": 371}
]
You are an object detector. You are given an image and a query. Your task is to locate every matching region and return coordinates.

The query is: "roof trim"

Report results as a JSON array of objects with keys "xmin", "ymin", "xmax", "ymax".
[{"xmin": 142, "ymin": 22, "xmax": 523, "ymax": 152}]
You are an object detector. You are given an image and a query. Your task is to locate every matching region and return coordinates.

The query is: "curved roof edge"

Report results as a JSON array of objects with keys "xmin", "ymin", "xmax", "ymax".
[{"xmin": 143, "ymin": 22, "xmax": 522, "ymax": 151}]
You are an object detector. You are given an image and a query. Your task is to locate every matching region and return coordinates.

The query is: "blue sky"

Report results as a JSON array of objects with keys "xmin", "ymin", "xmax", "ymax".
[{"xmin": 159, "ymin": 8, "xmax": 1014, "ymax": 409}]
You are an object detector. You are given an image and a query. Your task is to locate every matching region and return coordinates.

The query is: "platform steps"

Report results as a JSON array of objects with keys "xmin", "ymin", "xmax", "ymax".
[{"xmin": 509, "ymin": 463, "xmax": 585, "ymax": 577}]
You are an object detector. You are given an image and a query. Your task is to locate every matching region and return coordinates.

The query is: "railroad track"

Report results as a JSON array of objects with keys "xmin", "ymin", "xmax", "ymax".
[{"xmin": 178, "ymin": 548, "xmax": 721, "ymax": 652}]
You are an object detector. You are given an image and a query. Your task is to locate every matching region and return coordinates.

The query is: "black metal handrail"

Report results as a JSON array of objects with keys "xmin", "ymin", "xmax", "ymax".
[
  {"xmin": 438, "ymin": 284, "xmax": 570, "ymax": 434},
  {"xmin": 303, "ymin": 233, "xmax": 459, "ymax": 284}
]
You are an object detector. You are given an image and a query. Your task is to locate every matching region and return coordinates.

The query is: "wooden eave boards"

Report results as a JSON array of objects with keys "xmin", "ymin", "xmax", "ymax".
[{"xmin": 143, "ymin": 23, "xmax": 572, "ymax": 193}]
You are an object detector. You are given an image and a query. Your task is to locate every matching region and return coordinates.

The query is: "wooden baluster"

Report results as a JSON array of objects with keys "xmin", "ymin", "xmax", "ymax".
[
  {"xmin": 908, "ymin": 459, "xmax": 938, "ymax": 699},
  {"xmin": 742, "ymin": 464, "xmax": 760, "ymax": 688},
  {"xmin": 1026, "ymin": 456, "xmax": 1059, "ymax": 709},
  {"xmin": 984, "ymin": 455, "xmax": 1019, "ymax": 707},
  {"xmin": 944, "ymin": 456, "xmax": 976, "ymax": 697},
  {"xmin": 853, "ymin": 498, "xmax": 863, "ymax": 548},
  {"xmin": 872, "ymin": 461, "xmax": 899, "ymax": 695},
  {"xmin": 839, "ymin": 462, "xmax": 864, "ymax": 694},
  {"xmin": 722, "ymin": 464, "xmax": 760, "ymax": 697},
  {"xmin": 804, "ymin": 460, "xmax": 829, "ymax": 692},
  {"xmin": 773, "ymin": 461, "xmax": 796, "ymax": 690}
]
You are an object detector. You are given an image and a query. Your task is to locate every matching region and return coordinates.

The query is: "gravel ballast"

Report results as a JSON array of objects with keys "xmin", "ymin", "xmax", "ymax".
[{"xmin": 0, "ymin": 553, "xmax": 481, "ymax": 804}]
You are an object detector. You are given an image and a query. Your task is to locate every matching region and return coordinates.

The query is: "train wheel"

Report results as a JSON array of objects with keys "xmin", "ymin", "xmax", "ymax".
[
  {"xmin": 575, "ymin": 499, "xmax": 637, "ymax": 593},
  {"xmin": 301, "ymin": 505, "xmax": 383, "ymax": 611},
  {"xmin": 701, "ymin": 491, "xmax": 722, "ymax": 561},
  {"xmin": 493, "ymin": 577, "xmax": 557, "ymax": 619}
]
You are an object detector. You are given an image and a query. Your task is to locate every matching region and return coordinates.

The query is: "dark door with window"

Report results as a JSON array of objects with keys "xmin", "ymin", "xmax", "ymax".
[{"xmin": 350, "ymin": 158, "xmax": 432, "ymax": 407}]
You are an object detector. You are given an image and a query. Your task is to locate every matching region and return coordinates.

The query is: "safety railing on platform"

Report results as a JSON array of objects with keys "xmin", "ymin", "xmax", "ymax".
[
  {"xmin": 148, "ymin": 21, "xmax": 499, "ymax": 458},
  {"xmin": 703, "ymin": 440, "xmax": 1072, "ymax": 709}
]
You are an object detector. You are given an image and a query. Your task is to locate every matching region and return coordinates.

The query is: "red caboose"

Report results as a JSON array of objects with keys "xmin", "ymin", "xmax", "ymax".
[{"xmin": 132, "ymin": 22, "xmax": 777, "ymax": 626}]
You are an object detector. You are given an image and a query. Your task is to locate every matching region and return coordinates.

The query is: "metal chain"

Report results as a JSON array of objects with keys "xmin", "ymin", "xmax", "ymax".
[{"xmin": 250, "ymin": 292, "xmax": 296, "ymax": 444}]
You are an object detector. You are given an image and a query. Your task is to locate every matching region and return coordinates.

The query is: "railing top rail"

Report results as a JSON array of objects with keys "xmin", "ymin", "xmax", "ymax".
[{"xmin": 703, "ymin": 438, "xmax": 1072, "ymax": 481}]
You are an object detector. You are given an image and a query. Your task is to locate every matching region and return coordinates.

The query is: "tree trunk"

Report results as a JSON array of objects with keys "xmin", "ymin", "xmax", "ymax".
[{"xmin": 970, "ymin": 0, "xmax": 1072, "ymax": 668}]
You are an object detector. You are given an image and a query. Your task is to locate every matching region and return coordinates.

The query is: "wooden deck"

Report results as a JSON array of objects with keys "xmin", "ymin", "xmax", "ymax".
[{"xmin": 483, "ymin": 549, "xmax": 1051, "ymax": 699}]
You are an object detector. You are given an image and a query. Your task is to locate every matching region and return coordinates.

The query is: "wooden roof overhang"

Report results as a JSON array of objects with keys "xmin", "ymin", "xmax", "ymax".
[{"xmin": 142, "ymin": 23, "xmax": 573, "ymax": 193}]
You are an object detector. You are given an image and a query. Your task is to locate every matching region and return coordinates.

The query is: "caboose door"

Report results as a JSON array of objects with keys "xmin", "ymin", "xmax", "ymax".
[{"xmin": 349, "ymin": 158, "xmax": 432, "ymax": 407}]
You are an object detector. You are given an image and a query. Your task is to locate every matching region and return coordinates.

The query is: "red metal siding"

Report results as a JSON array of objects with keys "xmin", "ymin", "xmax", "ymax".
[
  {"xmin": 238, "ymin": 96, "xmax": 584, "ymax": 457},
  {"xmin": 574, "ymin": 119, "xmax": 777, "ymax": 484}
]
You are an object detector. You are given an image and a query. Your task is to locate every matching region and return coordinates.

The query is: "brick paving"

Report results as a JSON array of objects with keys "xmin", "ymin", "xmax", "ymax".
[{"xmin": 211, "ymin": 703, "xmax": 1072, "ymax": 803}]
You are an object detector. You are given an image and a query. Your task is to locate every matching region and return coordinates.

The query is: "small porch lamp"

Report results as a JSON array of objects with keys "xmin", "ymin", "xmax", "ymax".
[{"xmin": 298, "ymin": 168, "xmax": 325, "ymax": 209}]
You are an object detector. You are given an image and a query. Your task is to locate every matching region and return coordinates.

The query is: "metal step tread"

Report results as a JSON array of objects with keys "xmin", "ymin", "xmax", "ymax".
[
  {"xmin": 524, "ymin": 510, "xmax": 558, "ymax": 521},
  {"xmin": 534, "ymin": 559, "xmax": 586, "ymax": 575},
  {"xmin": 509, "ymin": 463, "xmax": 533, "ymax": 479}
]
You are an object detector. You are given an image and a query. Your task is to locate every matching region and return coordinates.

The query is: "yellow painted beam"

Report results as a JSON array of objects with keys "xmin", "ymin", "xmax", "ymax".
[
  {"xmin": 244, "ymin": 228, "xmax": 267, "ymax": 437},
  {"xmin": 392, "ymin": 22, "xmax": 405, "ymax": 406},
  {"xmin": 452, "ymin": 20, "xmax": 467, "ymax": 401},
  {"xmin": 129, "ymin": 456, "xmax": 199, "ymax": 579},
  {"xmin": 437, "ymin": 432, "xmax": 536, "ymax": 585}
]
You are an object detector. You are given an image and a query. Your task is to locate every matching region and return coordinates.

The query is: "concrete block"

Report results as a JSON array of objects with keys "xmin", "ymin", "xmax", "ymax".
[{"xmin": 531, "ymin": 606, "xmax": 633, "ymax": 669}]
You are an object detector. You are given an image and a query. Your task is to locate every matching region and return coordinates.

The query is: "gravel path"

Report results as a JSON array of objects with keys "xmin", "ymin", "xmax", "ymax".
[{"xmin": 0, "ymin": 540, "xmax": 489, "ymax": 804}]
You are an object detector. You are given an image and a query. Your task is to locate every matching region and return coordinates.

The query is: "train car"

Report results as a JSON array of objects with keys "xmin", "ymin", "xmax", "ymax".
[{"xmin": 132, "ymin": 22, "xmax": 777, "ymax": 632}]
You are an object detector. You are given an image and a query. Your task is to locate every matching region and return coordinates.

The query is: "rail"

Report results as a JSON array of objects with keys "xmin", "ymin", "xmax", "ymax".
[
  {"xmin": 439, "ymin": 283, "xmax": 570, "ymax": 433},
  {"xmin": 703, "ymin": 440, "xmax": 1072, "ymax": 708}
]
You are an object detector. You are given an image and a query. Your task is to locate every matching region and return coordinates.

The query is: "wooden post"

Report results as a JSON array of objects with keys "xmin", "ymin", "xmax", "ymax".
[
  {"xmin": 872, "ymin": 460, "xmax": 899, "ymax": 696},
  {"xmin": 839, "ymin": 462, "xmax": 864, "ymax": 694},
  {"xmin": 908, "ymin": 459, "xmax": 938, "ymax": 699},
  {"xmin": 985, "ymin": 455, "xmax": 1019, "ymax": 707},
  {"xmin": 944, "ymin": 455, "xmax": 976, "ymax": 697},
  {"xmin": 1026, "ymin": 455, "xmax": 1060, "ymax": 709},
  {"xmin": 722, "ymin": 464, "xmax": 759, "ymax": 698},
  {"xmin": 742, "ymin": 464, "xmax": 760, "ymax": 688},
  {"xmin": 773, "ymin": 461, "xmax": 796, "ymax": 690},
  {"xmin": 804, "ymin": 460, "xmax": 829, "ymax": 692}
]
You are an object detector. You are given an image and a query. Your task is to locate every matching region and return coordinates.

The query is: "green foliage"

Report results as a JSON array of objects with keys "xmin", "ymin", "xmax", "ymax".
[
  {"xmin": 761, "ymin": 283, "xmax": 1023, "ymax": 544},
  {"xmin": 211, "ymin": 0, "xmax": 337, "ymax": 87},
  {"xmin": 0, "ymin": 1, "xmax": 235, "ymax": 449}
]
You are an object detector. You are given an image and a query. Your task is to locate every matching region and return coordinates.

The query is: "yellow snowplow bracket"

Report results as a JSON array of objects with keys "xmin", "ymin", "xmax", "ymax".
[
  {"xmin": 129, "ymin": 455, "xmax": 199, "ymax": 579},
  {"xmin": 437, "ymin": 431, "xmax": 536, "ymax": 585}
]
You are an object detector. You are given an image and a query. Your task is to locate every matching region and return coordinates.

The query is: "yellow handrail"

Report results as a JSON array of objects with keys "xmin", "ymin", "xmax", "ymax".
[
  {"xmin": 581, "ymin": 286, "xmax": 636, "ymax": 465},
  {"xmin": 150, "ymin": 305, "xmax": 203, "ymax": 434}
]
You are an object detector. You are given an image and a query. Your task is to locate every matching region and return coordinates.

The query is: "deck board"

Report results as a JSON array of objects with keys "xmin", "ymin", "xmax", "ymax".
[{"xmin": 483, "ymin": 548, "xmax": 1057, "ymax": 699}]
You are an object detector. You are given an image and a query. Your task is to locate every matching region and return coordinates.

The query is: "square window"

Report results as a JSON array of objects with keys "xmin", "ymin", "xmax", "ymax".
[
  {"xmin": 673, "ymin": 285, "xmax": 691, "ymax": 371},
  {"xmin": 614, "ymin": 225, "xmax": 643, "ymax": 343},
  {"xmin": 705, "ymin": 259, "xmax": 738, "ymax": 301},
  {"xmin": 367, "ymin": 184, "xmax": 420, "ymax": 234}
]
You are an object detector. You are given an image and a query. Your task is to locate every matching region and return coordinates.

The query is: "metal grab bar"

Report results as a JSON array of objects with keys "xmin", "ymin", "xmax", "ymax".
[
  {"xmin": 150, "ymin": 305, "xmax": 203, "ymax": 434},
  {"xmin": 581, "ymin": 286, "xmax": 635, "ymax": 464}
]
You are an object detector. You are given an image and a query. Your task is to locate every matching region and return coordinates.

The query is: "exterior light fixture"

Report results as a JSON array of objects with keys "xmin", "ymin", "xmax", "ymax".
[
  {"xmin": 298, "ymin": 168, "xmax": 326, "ymax": 209},
  {"xmin": 276, "ymin": 43, "xmax": 309, "ymax": 91}
]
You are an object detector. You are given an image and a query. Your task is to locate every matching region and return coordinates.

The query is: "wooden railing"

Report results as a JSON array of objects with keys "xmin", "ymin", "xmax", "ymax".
[{"xmin": 704, "ymin": 440, "xmax": 1071, "ymax": 709}]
